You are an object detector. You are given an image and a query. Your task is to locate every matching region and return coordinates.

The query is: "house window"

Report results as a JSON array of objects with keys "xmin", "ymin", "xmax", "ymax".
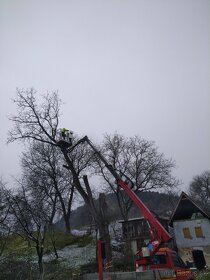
[
  {"xmin": 195, "ymin": 226, "xmax": 204, "ymax": 238},
  {"xmin": 182, "ymin": 227, "xmax": 192, "ymax": 239}
]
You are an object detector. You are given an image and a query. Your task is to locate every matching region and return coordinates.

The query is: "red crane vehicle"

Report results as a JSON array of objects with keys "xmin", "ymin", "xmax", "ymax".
[{"xmin": 63, "ymin": 135, "xmax": 195, "ymax": 280}]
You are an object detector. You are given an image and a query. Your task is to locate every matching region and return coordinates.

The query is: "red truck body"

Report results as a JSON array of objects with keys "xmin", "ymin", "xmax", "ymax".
[{"xmin": 136, "ymin": 248, "xmax": 195, "ymax": 279}]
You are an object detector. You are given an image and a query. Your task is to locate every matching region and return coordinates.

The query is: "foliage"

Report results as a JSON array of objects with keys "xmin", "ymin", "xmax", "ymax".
[{"xmin": 3, "ymin": 234, "xmax": 36, "ymax": 258}]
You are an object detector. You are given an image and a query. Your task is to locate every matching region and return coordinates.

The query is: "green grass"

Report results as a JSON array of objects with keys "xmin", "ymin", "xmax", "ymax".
[
  {"xmin": 44, "ymin": 230, "xmax": 94, "ymax": 252},
  {"xmin": 3, "ymin": 234, "xmax": 36, "ymax": 258},
  {"xmin": 2, "ymin": 230, "xmax": 94, "ymax": 257},
  {"xmin": 196, "ymin": 270, "xmax": 210, "ymax": 280},
  {"xmin": 77, "ymin": 235, "xmax": 93, "ymax": 247}
]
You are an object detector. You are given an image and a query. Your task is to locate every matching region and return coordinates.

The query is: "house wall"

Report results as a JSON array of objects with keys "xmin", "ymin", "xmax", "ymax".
[
  {"xmin": 173, "ymin": 218, "xmax": 210, "ymax": 248},
  {"xmin": 173, "ymin": 218, "xmax": 210, "ymax": 267}
]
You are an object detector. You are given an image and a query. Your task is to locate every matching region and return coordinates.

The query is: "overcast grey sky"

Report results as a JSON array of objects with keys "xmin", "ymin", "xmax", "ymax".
[{"xmin": 0, "ymin": 0, "xmax": 209, "ymax": 190}]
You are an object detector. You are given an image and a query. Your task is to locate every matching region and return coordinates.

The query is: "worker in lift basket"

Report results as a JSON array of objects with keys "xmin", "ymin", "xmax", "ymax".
[{"xmin": 60, "ymin": 128, "xmax": 73, "ymax": 145}]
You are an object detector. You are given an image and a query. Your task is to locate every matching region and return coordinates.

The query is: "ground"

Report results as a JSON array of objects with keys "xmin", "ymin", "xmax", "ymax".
[{"xmin": 43, "ymin": 243, "xmax": 96, "ymax": 268}]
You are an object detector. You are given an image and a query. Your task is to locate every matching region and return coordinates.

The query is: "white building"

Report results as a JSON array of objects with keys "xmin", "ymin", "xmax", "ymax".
[{"xmin": 170, "ymin": 192, "xmax": 210, "ymax": 269}]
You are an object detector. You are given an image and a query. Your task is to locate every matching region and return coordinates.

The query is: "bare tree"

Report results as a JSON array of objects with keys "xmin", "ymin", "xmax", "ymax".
[
  {"xmin": 8, "ymin": 88, "xmax": 113, "ymax": 262},
  {"xmin": 8, "ymin": 89, "xmax": 94, "ymax": 201},
  {"xmin": 97, "ymin": 133, "xmax": 179, "ymax": 220},
  {"xmin": 4, "ymin": 183, "xmax": 48, "ymax": 278},
  {"xmin": 8, "ymin": 88, "xmax": 60, "ymax": 146},
  {"xmin": 8, "ymin": 89, "xmax": 94, "ymax": 227},
  {"xmin": 21, "ymin": 141, "xmax": 75, "ymax": 234},
  {"xmin": 188, "ymin": 170, "xmax": 210, "ymax": 215},
  {"xmin": 0, "ymin": 181, "xmax": 10, "ymax": 225},
  {"xmin": 0, "ymin": 181, "xmax": 11, "ymax": 256}
]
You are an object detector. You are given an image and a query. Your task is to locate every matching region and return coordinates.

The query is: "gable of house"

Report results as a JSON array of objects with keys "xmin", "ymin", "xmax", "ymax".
[{"xmin": 170, "ymin": 192, "xmax": 210, "ymax": 224}]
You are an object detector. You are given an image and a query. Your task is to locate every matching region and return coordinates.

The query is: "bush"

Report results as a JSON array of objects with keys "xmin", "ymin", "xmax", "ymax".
[
  {"xmin": 80, "ymin": 261, "xmax": 98, "ymax": 274},
  {"xmin": 77, "ymin": 236, "xmax": 93, "ymax": 248},
  {"xmin": 0, "ymin": 257, "xmax": 77, "ymax": 280},
  {"xmin": 4, "ymin": 234, "xmax": 36, "ymax": 257},
  {"xmin": 196, "ymin": 270, "xmax": 210, "ymax": 280},
  {"xmin": 0, "ymin": 257, "xmax": 37, "ymax": 280},
  {"xmin": 0, "ymin": 230, "xmax": 94, "ymax": 279}
]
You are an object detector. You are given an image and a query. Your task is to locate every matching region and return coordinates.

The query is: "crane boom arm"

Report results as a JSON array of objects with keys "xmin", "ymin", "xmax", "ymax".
[
  {"xmin": 75, "ymin": 136, "xmax": 171, "ymax": 246},
  {"xmin": 117, "ymin": 179, "xmax": 171, "ymax": 244}
]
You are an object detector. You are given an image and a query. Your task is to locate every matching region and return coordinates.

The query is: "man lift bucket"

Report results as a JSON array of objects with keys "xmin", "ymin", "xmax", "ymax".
[{"xmin": 57, "ymin": 128, "xmax": 73, "ymax": 148}]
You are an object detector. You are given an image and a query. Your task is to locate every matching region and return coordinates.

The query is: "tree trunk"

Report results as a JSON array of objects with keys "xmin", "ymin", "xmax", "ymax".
[
  {"xmin": 82, "ymin": 176, "xmax": 113, "ymax": 265},
  {"xmin": 63, "ymin": 213, "xmax": 71, "ymax": 234},
  {"xmin": 0, "ymin": 240, "xmax": 6, "ymax": 256},
  {"xmin": 36, "ymin": 245, "xmax": 44, "ymax": 279},
  {"xmin": 52, "ymin": 241, "xmax": 59, "ymax": 259},
  {"xmin": 98, "ymin": 193, "xmax": 112, "ymax": 263},
  {"xmin": 98, "ymin": 222, "xmax": 112, "ymax": 262},
  {"xmin": 54, "ymin": 181, "xmax": 72, "ymax": 234},
  {"xmin": 49, "ymin": 228, "xmax": 59, "ymax": 259},
  {"xmin": 123, "ymin": 239, "xmax": 134, "ymax": 271}
]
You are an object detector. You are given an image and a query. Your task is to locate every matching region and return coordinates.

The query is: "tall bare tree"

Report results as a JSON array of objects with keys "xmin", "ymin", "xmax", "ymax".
[
  {"xmin": 8, "ymin": 88, "xmax": 113, "ymax": 262},
  {"xmin": 8, "ymin": 89, "xmax": 94, "ymax": 224},
  {"xmin": 97, "ymin": 133, "xmax": 179, "ymax": 220},
  {"xmin": 8, "ymin": 89, "xmax": 93, "ymax": 201}
]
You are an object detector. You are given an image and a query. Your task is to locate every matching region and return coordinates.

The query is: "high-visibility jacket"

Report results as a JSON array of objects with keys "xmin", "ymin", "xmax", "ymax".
[{"xmin": 60, "ymin": 128, "xmax": 69, "ymax": 133}]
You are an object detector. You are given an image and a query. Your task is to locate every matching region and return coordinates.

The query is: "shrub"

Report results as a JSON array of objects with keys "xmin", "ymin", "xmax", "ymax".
[
  {"xmin": 0, "ymin": 257, "xmax": 37, "ymax": 280},
  {"xmin": 196, "ymin": 270, "xmax": 210, "ymax": 280}
]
